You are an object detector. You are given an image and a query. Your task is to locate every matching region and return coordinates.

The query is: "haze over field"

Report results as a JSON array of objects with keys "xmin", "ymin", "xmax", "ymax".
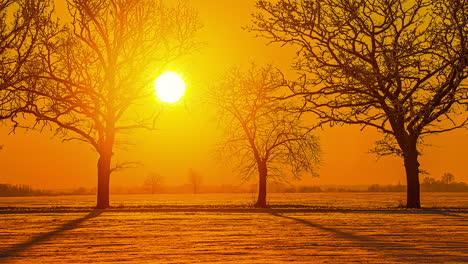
[{"xmin": 0, "ymin": 0, "xmax": 466, "ymax": 191}]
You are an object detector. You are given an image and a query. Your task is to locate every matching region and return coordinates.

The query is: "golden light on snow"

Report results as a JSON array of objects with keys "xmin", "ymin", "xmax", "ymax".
[{"xmin": 154, "ymin": 71, "xmax": 186, "ymax": 103}]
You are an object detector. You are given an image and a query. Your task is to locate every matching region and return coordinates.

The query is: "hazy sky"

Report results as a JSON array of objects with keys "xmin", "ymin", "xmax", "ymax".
[{"xmin": 0, "ymin": 0, "xmax": 467, "ymax": 189}]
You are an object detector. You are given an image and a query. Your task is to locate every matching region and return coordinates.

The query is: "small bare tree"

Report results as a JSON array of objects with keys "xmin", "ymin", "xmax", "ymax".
[
  {"xmin": 24, "ymin": 0, "xmax": 201, "ymax": 208},
  {"xmin": 0, "ymin": 0, "xmax": 52, "ymax": 120},
  {"xmin": 251, "ymin": 0, "xmax": 467, "ymax": 208},
  {"xmin": 144, "ymin": 172, "xmax": 164, "ymax": 195},
  {"xmin": 441, "ymin": 172, "xmax": 455, "ymax": 185},
  {"xmin": 213, "ymin": 64, "xmax": 320, "ymax": 208},
  {"xmin": 188, "ymin": 168, "xmax": 202, "ymax": 194}
]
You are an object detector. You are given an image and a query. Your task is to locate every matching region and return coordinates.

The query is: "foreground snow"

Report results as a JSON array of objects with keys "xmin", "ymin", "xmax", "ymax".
[
  {"xmin": 0, "ymin": 193, "xmax": 467, "ymax": 263},
  {"xmin": 0, "ymin": 209, "xmax": 467, "ymax": 263}
]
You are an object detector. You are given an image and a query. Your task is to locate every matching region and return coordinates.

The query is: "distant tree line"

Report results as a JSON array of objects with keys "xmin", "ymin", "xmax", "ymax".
[
  {"xmin": 368, "ymin": 173, "xmax": 468, "ymax": 192},
  {"xmin": 421, "ymin": 173, "xmax": 468, "ymax": 192},
  {"xmin": 2, "ymin": 178, "xmax": 467, "ymax": 197},
  {"xmin": 0, "ymin": 183, "xmax": 98, "ymax": 196},
  {"xmin": 0, "ymin": 184, "xmax": 51, "ymax": 197},
  {"xmin": 367, "ymin": 184, "xmax": 407, "ymax": 192}
]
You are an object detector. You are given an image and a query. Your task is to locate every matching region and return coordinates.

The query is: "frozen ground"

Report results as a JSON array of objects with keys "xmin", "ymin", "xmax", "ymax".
[{"xmin": 0, "ymin": 193, "xmax": 467, "ymax": 263}]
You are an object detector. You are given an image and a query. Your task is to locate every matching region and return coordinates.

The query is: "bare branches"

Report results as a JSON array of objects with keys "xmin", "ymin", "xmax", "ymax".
[
  {"xmin": 8, "ymin": 1, "xmax": 202, "ymax": 207},
  {"xmin": 23, "ymin": 0, "xmax": 201, "ymax": 166},
  {"xmin": 213, "ymin": 64, "xmax": 321, "ymax": 182},
  {"xmin": 0, "ymin": 0, "xmax": 53, "ymax": 120},
  {"xmin": 110, "ymin": 161, "xmax": 142, "ymax": 174},
  {"xmin": 251, "ymin": 0, "xmax": 467, "ymax": 157}
]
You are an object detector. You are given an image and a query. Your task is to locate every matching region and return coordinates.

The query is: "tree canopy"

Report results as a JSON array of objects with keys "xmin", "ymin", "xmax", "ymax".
[
  {"xmin": 251, "ymin": 0, "xmax": 467, "ymax": 208},
  {"xmin": 213, "ymin": 64, "xmax": 321, "ymax": 207},
  {"xmin": 22, "ymin": 0, "xmax": 201, "ymax": 208},
  {"xmin": 1, "ymin": 0, "xmax": 53, "ymax": 120}
]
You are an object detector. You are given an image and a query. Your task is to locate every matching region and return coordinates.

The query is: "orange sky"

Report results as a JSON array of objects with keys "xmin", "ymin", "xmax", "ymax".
[{"xmin": 0, "ymin": 0, "xmax": 467, "ymax": 190}]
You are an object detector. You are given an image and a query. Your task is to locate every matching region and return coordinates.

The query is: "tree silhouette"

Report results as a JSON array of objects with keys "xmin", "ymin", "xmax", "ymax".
[
  {"xmin": 213, "ymin": 65, "xmax": 321, "ymax": 208},
  {"xmin": 188, "ymin": 168, "xmax": 202, "ymax": 194},
  {"xmin": 144, "ymin": 172, "xmax": 164, "ymax": 195},
  {"xmin": 251, "ymin": 0, "xmax": 467, "ymax": 208},
  {"xmin": 422, "ymin": 176, "xmax": 436, "ymax": 185},
  {"xmin": 0, "ymin": 0, "xmax": 52, "ymax": 121},
  {"xmin": 441, "ymin": 172, "xmax": 455, "ymax": 185},
  {"xmin": 24, "ymin": 0, "xmax": 201, "ymax": 208}
]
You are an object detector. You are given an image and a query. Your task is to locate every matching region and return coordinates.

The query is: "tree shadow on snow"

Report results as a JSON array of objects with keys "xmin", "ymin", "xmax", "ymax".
[
  {"xmin": 0, "ymin": 210, "xmax": 103, "ymax": 261},
  {"xmin": 268, "ymin": 211, "xmax": 466, "ymax": 263},
  {"xmin": 423, "ymin": 209, "xmax": 468, "ymax": 220}
]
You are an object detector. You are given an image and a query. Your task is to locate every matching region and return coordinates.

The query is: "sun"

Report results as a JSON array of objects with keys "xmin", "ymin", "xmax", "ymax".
[{"xmin": 154, "ymin": 71, "xmax": 186, "ymax": 103}]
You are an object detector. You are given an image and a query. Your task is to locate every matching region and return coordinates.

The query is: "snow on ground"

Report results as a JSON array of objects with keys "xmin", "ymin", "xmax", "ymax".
[{"xmin": 0, "ymin": 193, "xmax": 467, "ymax": 263}]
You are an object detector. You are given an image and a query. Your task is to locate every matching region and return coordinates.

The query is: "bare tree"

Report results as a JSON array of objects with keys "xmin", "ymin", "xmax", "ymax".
[
  {"xmin": 144, "ymin": 172, "xmax": 164, "ymax": 195},
  {"xmin": 422, "ymin": 176, "xmax": 436, "ymax": 185},
  {"xmin": 251, "ymin": 0, "xmax": 467, "ymax": 208},
  {"xmin": 24, "ymin": 0, "xmax": 201, "ymax": 208},
  {"xmin": 188, "ymin": 168, "xmax": 202, "ymax": 194},
  {"xmin": 441, "ymin": 172, "xmax": 455, "ymax": 185},
  {"xmin": 0, "ymin": 0, "xmax": 53, "ymax": 120},
  {"xmin": 213, "ymin": 64, "xmax": 320, "ymax": 208}
]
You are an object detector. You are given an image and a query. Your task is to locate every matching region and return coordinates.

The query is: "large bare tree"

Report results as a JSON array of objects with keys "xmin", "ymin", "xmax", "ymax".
[
  {"xmin": 251, "ymin": 0, "xmax": 467, "ymax": 208},
  {"xmin": 0, "ymin": 0, "xmax": 52, "ymax": 121},
  {"xmin": 24, "ymin": 0, "xmax": 201, "ymax": 208},
  {"xmin": 213, "ymin": 65, "xmax": 320, "ymax": 208}
]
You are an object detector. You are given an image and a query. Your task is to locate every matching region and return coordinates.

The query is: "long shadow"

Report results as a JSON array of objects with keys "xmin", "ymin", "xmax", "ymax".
[
  {"xmin": 423, "ymin": 209, "xmax": 468, "ymax": 220},
  {"xmin": 268, "ymin": 211, "xmax": 466, "ymax": 263},
  {"xmin": 0, "ymin": 210, "xmax": 103, "ymax": 261},
  {"xmin": 1, "ymin": 206, "xmax": 468, "ymax": 216}
]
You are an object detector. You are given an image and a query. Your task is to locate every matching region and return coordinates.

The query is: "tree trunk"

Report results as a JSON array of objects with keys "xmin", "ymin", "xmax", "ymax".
[
  {"xmin": 404, "ymin": 146, "xmax": 421, "ymax": 209},
  {"xmin": 254, "ymin": 163, "xmax": 268, "ymax": 208},
  {"xmin": 96, "ymin": 150, "xmax": 112, "ymax": 209}
]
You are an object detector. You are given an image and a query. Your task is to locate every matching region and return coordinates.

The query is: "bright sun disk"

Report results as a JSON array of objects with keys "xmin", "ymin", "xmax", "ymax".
[{"xmin": 154, "ymin": 71, "xmax": 185, "ymax": 103}]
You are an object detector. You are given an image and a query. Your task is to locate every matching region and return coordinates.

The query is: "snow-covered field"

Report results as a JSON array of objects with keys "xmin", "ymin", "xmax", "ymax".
[{"xmin": 0, "ymin": 193, "xmax": 467, "ymax": 263}]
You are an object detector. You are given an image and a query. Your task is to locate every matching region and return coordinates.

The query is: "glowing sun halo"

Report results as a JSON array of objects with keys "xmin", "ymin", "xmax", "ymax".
[{"xmin": 154, "ymin": 71, "xmax": 186, "ymax": 103}]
